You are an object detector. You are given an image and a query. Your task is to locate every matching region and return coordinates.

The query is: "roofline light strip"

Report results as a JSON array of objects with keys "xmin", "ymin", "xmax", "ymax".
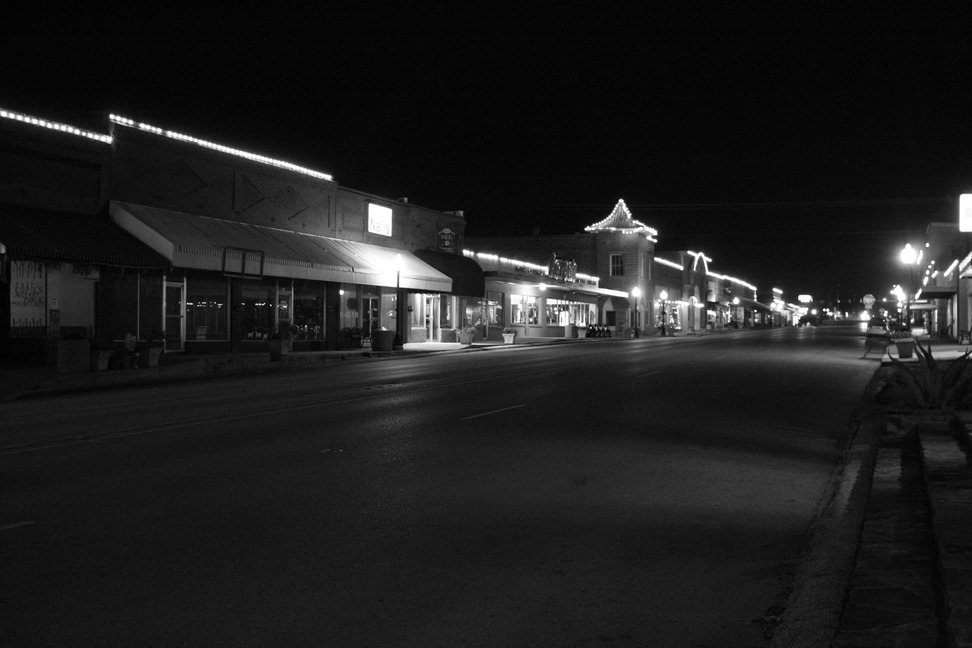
[
  {"xmin": 0, "ymin": 108, "xmax": 112, "ymax": 144},
  {"xmin": 109, "ymin": 114, "xmax": 333, "ymax": 182}
]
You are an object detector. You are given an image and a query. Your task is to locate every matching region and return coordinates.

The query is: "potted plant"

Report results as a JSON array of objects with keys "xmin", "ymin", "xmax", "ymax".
[
  {"xmin": 891, "ymin": 327, "xmax": 916, "ymax": 359},
  {"xmin": 881, "ymin": 338, "xmax": 972, "ymax": 436},
  {"xmin": 144, "ymin": 330, "xmax": 165, "ymax": 367},
  {"xmin": 268, "ymin": 324, "xmax": 293, "ymax": 361},
  {"xmin": 502, "ymin": 326, "xmax": 516, "ymax": 344},
  {"xmin": 458, "ymin": 326, "xmax": 477, "ymax": 345}
]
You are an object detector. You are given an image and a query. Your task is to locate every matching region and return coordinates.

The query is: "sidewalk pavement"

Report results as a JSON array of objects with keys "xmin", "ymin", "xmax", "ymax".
[
  {"xmin": 3, "ymin": 329, "xmax": 971, "ymax": 647},
  {"xmin": 0, "ymin": 334, "xmax": 589, "ymax": 403}
]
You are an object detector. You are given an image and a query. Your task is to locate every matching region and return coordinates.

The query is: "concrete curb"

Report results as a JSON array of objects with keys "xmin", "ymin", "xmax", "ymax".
[{"xmin": 767, "ymin": 390, "xmax": 881, "ymax": 648}]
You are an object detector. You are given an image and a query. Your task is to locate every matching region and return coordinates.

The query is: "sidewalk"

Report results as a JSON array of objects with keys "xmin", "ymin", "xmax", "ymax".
[
  {"xmin": 776, "ymin": 335, "xmax": 972, "ymax": 647},
  {"xmin": 0, "ymin": 334, "xmax": 586, "ymax": 403},
  {"xmin": 3, "ymin": 329, "xmax": 971, "ymax": 646}
]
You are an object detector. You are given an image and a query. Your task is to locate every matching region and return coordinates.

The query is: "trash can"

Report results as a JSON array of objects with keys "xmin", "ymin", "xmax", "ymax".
[{"xmin": 372, "ymin": 328, "xmax": 396, "ymax": 352}]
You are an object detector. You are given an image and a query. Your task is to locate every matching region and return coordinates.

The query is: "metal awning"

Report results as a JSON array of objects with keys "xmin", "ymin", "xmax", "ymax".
[
  {"xmin": 110, "ymin": 201, "xmax": 451, "ymax": 291},
  {"xmin": 0, "ymin": 202, "xmax": 167, "ymax": 268},
  {"xmin": 733, "ymin": 296, "xmax": 773, "ymax": 312},
  {"xmin": 413, "ymin": 248, "xmax": 486, "ymax": 297},
  {"xmin": 916, "ymin": 286, "xmax": 956, "ymax": 299}
]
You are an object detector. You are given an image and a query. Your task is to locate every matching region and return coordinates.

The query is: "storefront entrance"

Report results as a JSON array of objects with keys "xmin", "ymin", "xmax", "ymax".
[{"xmin": 164, "ymin": 281, "xmax": 185, "ymax": 352}]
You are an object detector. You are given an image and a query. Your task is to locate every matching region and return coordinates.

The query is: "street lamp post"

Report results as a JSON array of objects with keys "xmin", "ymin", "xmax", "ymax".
[
  {"xmin": 631, "ymin": 286, "xmax": 641, "ymax": 337},
  {"xmin": 900, "ymin": 244, "xmax": 917, "ymax": 330},
  {"xmin": 659, "ymin": 290, "xmax": 669, "ymax": 336},
  {"xmin": 394, "ymin": 253, "xmax": 403, "ymax": 349}
]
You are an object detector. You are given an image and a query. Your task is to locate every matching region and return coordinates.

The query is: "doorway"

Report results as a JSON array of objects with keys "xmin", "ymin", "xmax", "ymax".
[
  {"xmin": 164, "ymin": 282, "xmax": 185, "ymax": 352},
  {"xmin": 363, "ymin": 296, "xmax": 380, "ymax": 338}
]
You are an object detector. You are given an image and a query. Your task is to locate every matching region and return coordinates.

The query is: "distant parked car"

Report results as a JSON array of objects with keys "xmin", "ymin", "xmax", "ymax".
[{"xmin": 866, "ymin": 316, "xmax": 889, "ymax": 338}]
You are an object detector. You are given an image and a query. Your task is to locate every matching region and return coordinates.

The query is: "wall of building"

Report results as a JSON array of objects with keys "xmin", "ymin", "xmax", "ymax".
[
  {"xmin": 110, "ymin": 127, "xmax": 467, "ymax": 253},
  {"xmin": 0, "ymin": 119, "xmax": 109, "ymax": 213}
]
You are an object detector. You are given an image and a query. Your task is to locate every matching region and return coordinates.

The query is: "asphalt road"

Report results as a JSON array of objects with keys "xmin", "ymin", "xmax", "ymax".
[{"xmin": 1, "ymin": 324, "xmax": 877, "ymax": 647}]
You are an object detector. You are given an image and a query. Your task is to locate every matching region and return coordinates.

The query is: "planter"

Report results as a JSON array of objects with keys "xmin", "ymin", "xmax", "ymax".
[
  {"xmin": 269, "ymin": 337, "xmax": 291, "ymax": 361},
  {"xmin": 91, "ymin": 349, "xmax": 113, "ymax": 371},
  {"xmin": 145, "ymin": 345, "xmax": 163, "ymax": 368},
  {"xmin": 458, "ymin": 332, "xmax": 475, "ymax": 345},
  {"xmin": 895, "ymin": 338, "xmax": 916, "ymax": 359},
  {"xmin": 577, "ymin": 328, "xmax": 588, "ymax": 338},
  {"xmin": 502, "ymin": 333, "xmax": 516, "ymax": 345},
  {"xmin": 372, "ymin": 329, "xmax": 396, "ymax": 352}
]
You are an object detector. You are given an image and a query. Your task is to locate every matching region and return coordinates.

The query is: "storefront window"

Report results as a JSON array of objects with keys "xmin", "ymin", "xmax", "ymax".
[
  {"xmin": 462, "ymin": 297, "xmax": 481, "ymax": 327},
  {"xmin": 381, "ymin": 290, "xmax": 398, "ymax": 332},
  {"xmin": 511, "ymin": 293, "xmax": 538, "ymax": 325},
  {"xmin": 438, "ymin": 295, "xmax": 452, "ymax": 329},
  {"xmin": 237, "ymin": 279, "xmax": 275, "ymax": 340},
  {"xmin": 485, "ymin": 291, "xmax": 503, "ymax": 326},
  {"xmin": 361, "ymin": 286, "xmax": 381, "ymax": 337},
  {"xmin": 186, "ymin": 276, "xmax": 227, "ymax": 340},
  {"xmin": 293, "ymin": 281, "xmax": 323, "ymax": 340},
  {"xmin": 339, "ymin": 284, "xmax": 358, "ymax": 331}
]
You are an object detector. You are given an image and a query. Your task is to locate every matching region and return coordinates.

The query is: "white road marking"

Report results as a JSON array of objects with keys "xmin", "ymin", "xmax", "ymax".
[
  {"xmin": 461, "ymin": 404, "xmax": 526, "ymax": 420},
  {"xmin": 636, "ymin": 370, "xmax": 663, "ymax": 378}
]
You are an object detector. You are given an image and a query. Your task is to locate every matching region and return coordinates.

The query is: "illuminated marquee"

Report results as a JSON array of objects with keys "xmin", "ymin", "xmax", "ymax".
[{"xmin": 368, "ymin": 203, "xmax": 393, "ymax": 237}]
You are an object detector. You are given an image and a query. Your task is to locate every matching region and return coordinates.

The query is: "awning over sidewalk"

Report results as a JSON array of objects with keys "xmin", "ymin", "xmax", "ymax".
[
  {"xmin": 0, "ymin": 202, "xmax": 167, "ymax": 268},
  {"xmin": 413, "ymin": 248, "xmax": 485, "ymax": 296},
  {"xmin": 916, "ymin": 286, "xmax": 956, "ymax": 299},
  {"xmin": 733, "ymin": 296, "xmax": 773, "ymax": 312},
  {"xmin": 110, "ymin": 201, "xmax": 451, "ymax": 291}
]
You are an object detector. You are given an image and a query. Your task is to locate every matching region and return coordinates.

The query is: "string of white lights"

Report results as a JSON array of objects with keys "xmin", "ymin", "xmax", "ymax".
[
  {"xmin": 0, "ymin": 108, "xmax": 112, "ymax": 144},
  {"xmin": 109, "ymin": 114, "xmax": 334, "ymax": 181}
]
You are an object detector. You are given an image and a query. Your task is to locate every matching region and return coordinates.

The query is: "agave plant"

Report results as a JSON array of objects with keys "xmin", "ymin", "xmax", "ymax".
[{"xmin": 884, "ymin": 338, "xmax": 972, "ymax": 412}]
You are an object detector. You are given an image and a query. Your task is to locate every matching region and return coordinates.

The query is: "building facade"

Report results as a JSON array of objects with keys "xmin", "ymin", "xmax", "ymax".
[
  {"xmin": 1, "ymin": 108, "xmax": 778, "ymax": 367},
  {"xmin": 0, "ymin": 109, "xmax": 481, "ymax": 364}
]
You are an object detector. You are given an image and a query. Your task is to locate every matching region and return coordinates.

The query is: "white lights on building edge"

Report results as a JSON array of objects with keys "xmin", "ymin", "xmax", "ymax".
[
  {"xmin": 109, "ymin": 114, "xmax": 334, "ymax": 181},
  {"xmin": 0, "ymin": 108, "xmax": 112, "ymax": 144},
  {"xmin": 1, "ymin": 108, "xmax": 335, "ymax": 181}
]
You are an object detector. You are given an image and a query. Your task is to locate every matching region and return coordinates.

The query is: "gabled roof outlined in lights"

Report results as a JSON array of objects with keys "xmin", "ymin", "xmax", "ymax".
[{"xmin": 584, "ymin": 199, "xmax": 658, "ymax": 241}]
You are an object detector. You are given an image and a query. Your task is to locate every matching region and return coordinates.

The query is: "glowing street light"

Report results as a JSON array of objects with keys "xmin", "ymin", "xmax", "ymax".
[
  {"xmin": 631, "ymin": 286, "xmax": 641, "ymax": 335},
  {"xmin": 900, "ymin": 244, "xmax": 918, "ymax": 327}
]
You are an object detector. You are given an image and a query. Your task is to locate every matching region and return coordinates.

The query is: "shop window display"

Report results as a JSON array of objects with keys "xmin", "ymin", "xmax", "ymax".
[
  {"xmin": 237, "ymin": 280, "xmax": 275, "ymax": 340},
  {"xmin": 511, "ymin": 293, "xmax": 538, "ymax": 325},
  {"xmin": 293, "ymin": 282, "xmax": 323, "ymax": 340},
  {"xmin": 186, "ymin": 277, "xmax": 227, "ymax": 340},
  {"xmin": 484, "ymin": 292, "xmax": 503, "ymax": 326}
]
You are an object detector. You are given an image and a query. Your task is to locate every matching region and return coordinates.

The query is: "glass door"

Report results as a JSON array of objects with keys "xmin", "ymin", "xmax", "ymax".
[
  {"xmin": 164, "ymin": 282, "xmax": 185, "ymax": 352},
  {"xmin": 362, "ymin": 296, "xmax": 379, "ymax": 338},
  {"xmin": 425, "ymin": 295, "xmax": 436, "ymax": 342}
]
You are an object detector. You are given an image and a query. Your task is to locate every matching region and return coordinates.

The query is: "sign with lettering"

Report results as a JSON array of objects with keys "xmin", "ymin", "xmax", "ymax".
[
  {"xmin": 437, "ymin": 227, "xmax": 456, "ymax": 251},
  {"xmin": 368, "ymin": 203, "xmax": 393, "ymax": 237},
  {"xmin": 10, "ymin": 260, "xmax": 46, "ymax": 327}
]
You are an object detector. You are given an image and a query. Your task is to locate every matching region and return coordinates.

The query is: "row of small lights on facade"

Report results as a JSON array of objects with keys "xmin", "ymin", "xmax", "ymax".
[
  {"xmin": 0, "ymin": 108, "xmax": 333, "ymax": 182},
  {"xmin": 0, "ymin": 108, "xmax": 112, "ymax": 144},
  {"xmin": 2, "ymin": 106, "xmax": 775, "ymax": 303}
]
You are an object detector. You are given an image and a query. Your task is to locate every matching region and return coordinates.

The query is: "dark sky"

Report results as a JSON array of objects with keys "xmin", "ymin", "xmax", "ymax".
[{"xmin": 4, "ymin": 5, "xmax": 972, "ymax": 304}]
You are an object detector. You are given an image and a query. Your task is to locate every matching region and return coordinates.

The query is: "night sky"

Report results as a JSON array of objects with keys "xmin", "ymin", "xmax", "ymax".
[{"xmin": 4, "ymin": 5, "xmax": 972, "ymax": 304}]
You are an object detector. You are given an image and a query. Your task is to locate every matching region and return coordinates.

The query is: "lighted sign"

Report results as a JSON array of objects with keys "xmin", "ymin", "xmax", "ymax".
[
  {"xmin": 368, "ymin": 203, "xmax": 393, "ymax": 237},
  {"xmin": 798, "ymin": 294, "xmax": 813, "ymax": 304},
  {"xmin": 961, "ymin": 194, "xmax": 972, "ymax": 232}
]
